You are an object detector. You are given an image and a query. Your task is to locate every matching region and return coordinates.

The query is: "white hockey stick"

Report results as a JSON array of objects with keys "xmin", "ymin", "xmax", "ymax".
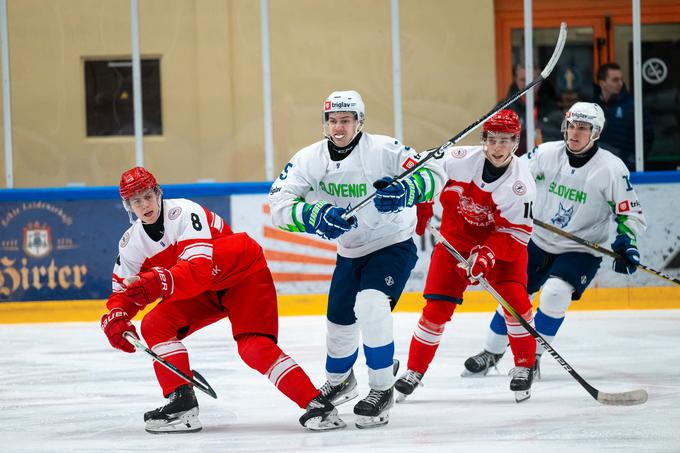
[
  {"xmin": 123, "ymin": 332, "xmax": 218, "ymax": 399},
  {"xmin": 342, "ymin": 23, "xmax": 568, "ymax": 221},
  {"xmin": 427, "ymin": 224, "xmax": 648, "ymax": 406}
]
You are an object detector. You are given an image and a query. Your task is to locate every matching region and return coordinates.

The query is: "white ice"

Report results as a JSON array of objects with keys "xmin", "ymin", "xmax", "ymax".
[{"xmin": 1, "ymin": 310, "xmax": 679, "ymax": 453}]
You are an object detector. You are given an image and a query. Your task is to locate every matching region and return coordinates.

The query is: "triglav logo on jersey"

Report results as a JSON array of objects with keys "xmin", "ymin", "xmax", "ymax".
[
  {"xmin": 23, "ymin": 222, "xmax": 52, "ymax": 258},
  {"xmin": 550, "ymin": 203, "xmax": 574, "ymax": 228},
  {"xmin": 401, "ymin": 157, "xmax": 417, "ymax": 171},
  {"xmin": 457, "ymin": 195, "xmax": 494, "ymax": 227}
]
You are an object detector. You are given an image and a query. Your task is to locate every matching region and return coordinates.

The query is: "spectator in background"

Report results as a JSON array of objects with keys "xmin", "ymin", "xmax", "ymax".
[
  {"xmin": 503, "ymin": 64, "xmax": 560, "ymax": 156},
  {"xmin": 593, "ymin": 62, "xmax": 654, "ymax": 172}
]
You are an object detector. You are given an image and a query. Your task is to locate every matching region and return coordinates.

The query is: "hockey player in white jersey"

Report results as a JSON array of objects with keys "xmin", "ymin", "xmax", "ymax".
[
  {"xmin": 269, "ymin": 90, "xmax": 445, "ymax": 428},
  {"xmin": 462, "ymin": 102, "xmax": 647, "ymax": 377}
]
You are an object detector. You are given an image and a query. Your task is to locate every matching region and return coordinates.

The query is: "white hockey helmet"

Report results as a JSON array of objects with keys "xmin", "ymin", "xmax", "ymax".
[
  {"xmin": 322, "ymin": 90, "xmax": 365, "ymax": 141},
  {"xmin": 561, "ymin": 102, "xmax": 605, "ymax": 142}
]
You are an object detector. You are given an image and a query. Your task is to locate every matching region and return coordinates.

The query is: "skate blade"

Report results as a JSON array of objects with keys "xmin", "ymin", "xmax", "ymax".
[
  {"xmin": 514, "ymin": 390, "xmax": 531, "ymax": 403},
  {"xmin": 355, "ymin": 412, "xmax": 390, "ymax": 429},
  {"xmin": 395, "ymin": 391, "xmax": 408, "ymax": 403},
  {"xmin": 461, "ymin": 367, "xmax": 492, "ymax": 378},
  {"xmin": 331, "ymin": 388, "xmax": 359, "ymax": 406},
  {"xmin": 304, "ymin": 414, "xmax": 347, "ymax": 431},
  {"xmin": 145, "ymin": 408, "xmax": 202, "ymax": 434}
]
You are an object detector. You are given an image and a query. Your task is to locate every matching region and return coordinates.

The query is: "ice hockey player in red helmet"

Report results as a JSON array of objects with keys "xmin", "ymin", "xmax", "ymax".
[
  {"xmin": 101, "ymin": 166, "xmax": 345, "ymax": 433},
  {"xmin": 395, "ymin": 109, "xmax": 538, "ymax": 403}
]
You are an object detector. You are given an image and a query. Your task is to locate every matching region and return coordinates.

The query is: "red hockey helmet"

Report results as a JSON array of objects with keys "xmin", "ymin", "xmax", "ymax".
[
  {"xmin": 119, "ymin": 167, "xmax": 159, "ymax": 200},
  {"xmin": 483, "ymin": 109, "xmax": 521, "ymax": 135}
]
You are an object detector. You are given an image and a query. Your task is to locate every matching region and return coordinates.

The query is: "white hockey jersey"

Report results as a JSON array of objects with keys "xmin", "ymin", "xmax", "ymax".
[
  {"xmin": 269, "ymin": 133, "xmax": 446, "ymax": 258},
  {"xmin": 525, "ymin": 141, "xmax": 646, "ymax": 255},
  {"xmin": 438, "ymin": 146, "xmax": 536, "ymax": 261}
]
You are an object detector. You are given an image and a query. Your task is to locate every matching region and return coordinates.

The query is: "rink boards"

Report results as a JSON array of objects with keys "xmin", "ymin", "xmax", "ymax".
[
  {"xmin": 1, "ymin": 285, "xmax": 679, "ymax": 324},
  {"xmin": 1, "ymin": 174, "xmax": 679, "ymax": 322}
]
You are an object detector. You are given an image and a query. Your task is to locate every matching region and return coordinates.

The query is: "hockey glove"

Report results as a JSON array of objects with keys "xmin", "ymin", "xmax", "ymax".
[
  {"xmin": 611, "ymin": 234, "xmax": 639, "ymax": 275},
  {"xmin": 415, "ymin": 200, "xmax": 434, "ymax": 236},
  {"xmin": 302, "ymin": 202, "xmax": 356, "ymax": 240},
  {"xmin": 458, "ymin": 245, "xmax": 495, "ymax": 283},
  {"xmin": 373, "ymin": 176, "xmax": 420, "ymax": 213},
  {"xmin": 125, "ymin": 267, "xmax": 173, "ymax": 307},
  {"xmin": 100, "ymin": 307, "xmax": 138, "ymax": 353}
]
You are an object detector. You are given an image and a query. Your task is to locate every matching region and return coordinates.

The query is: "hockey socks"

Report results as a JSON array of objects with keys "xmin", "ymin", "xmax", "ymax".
[
  {"xmin": 236, "ymin": 333, "xmax": 318, "ymax": 409},
  {"xmin": 406, "ymin": 301, "xmax": 455, "ymax": 374},
  {"xmin": 151, "ymin": 340, "xmax": 193, "ymax": 397}
]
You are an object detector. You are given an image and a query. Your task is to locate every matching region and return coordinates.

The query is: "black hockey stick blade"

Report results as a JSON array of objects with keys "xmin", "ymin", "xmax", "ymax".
[
  {"xmin": 426, "ymin": 224, "xmax": 648, "ymax": 406},
  {"xmin": 192, "ymin": 369, "xmax": 218, "ymax": 399},
  {"xmin": 342, "ymin": 23, "xmax": 568, "ymax": 221},
  {"xmin": 124, "ymin": 332, "xmax": 218, "ymax": 399}
]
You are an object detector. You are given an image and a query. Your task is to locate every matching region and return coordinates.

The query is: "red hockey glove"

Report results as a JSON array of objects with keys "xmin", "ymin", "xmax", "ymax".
[
  {"xmin": 465, "ymin": 245, "xmax": 495, "ymax": 282},
  {"xmin": 100, "ymin": 307, "xmax": 138, "ymax": 353},
  {"xmin": 125, "ymin": 267, "xmax": 173, "ymax": 307},
  {"xmin": 415, "ymin": 200, "xmax": 434, "ymax": 236}
]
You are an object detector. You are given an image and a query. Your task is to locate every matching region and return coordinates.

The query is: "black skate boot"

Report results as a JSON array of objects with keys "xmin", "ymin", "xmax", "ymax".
[
  {"xmin": 462, "ymin": 350, "xmax": 505, "ymax": 376},
  {"xmin": 299, "ymin": 395, "xmax": 346, "ymax": 431},
  {"xmin": 394, "ymin": 370, "xmax": 424, "ymax": 403},
  {"xmin": 353, "ymin": 388, "xmax": 394, "ymax": 429},
  {"xmin": 318, "ymin": 369, "xmax": 358, "ymax": 406},
  {"xmin": 509, "ymin": 366, "xmax": 534, "ymax": 403},
  {"xmin": 144, "ymin": 385, "xmax": 201, "ymax": 434}
]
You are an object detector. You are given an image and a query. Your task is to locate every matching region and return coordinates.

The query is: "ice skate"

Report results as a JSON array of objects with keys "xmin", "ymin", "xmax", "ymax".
[
  {"xmin": 299, "ymin": 395, "xmax": 346, "ymax": 431},
  {"xmin": 318, "ymin": 369, "xmax": 359, "ymax": 406},
  {"xmin": 353, "ymin": 387, "xmax": 394, "ymax": 429},
  {"xmin": 144, "ymin": 385, "xmax": 202, "ymax": 434},
  {"xmin": 509, "ymin": 366, "xmax": 533, "ymax": 403},
  {"xmin": 461, "ymin": 350, "xmax": 504, "ymax": 376},
  {"xmin": 394, "ymin": 370, "xmax": 424, "ymax": 403}
]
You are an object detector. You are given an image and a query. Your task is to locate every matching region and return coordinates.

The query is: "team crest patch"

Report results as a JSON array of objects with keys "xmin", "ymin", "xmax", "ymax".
[
  {"xmin": 512, "ymin": 180, "xmax": 527, "ymax": 196},
  {"xmin": 451, "ymin": 148, "xmax": 466, "ymax": 159},
  {"xmin": 168, "ymin": 206, "xmax": 182, "ymax": 220},
  {"xmin": 401, "ymin": 157, "xmax": 417, "ymax": 170},
  {"xmin": 120, "ymin": 231, "xmax": 130, "ymax": 248},
  {"xmin": 385, "ymin": 276, "xmax": 395, "ymax": 286}
]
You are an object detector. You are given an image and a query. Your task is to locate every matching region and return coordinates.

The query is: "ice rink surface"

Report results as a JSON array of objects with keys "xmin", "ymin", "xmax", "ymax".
[{"xmin": 2, "ymin": 310, "xmax": 679, "ymax": 453}]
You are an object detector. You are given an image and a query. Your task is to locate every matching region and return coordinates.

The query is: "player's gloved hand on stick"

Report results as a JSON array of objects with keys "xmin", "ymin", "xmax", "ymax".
[
  {"xmin": 373, "ymin": 176, "xmax": 421, "ymax": 213},
  {"xmin": 303, "ymin": 202, "xmax": 356, "ymax": 240},
  {"xmin": 415, "ymin": 200, "xmax": 434, "ymax": 236},
  {"xmin": 458, "ymin": 245, "xmax": 495, "ymax": 283},
  {"xmin": 100, "ymin": 307, "xmax": 138, "ymax": 353},
  {"xmin": 124, "ymin": 267, "xmax": 173, "ymax": 307},
  {"xmin": 611, "ymin": 234, "xmax": 640, "ymax": 274}
]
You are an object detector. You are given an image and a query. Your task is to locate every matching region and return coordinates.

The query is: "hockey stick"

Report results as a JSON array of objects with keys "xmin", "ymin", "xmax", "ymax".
[
  {"xmin": 426, "ymin": 224, "xmax": 648, "ymax": 406},
  {"xmin": 123, "ymin": 332, "xmax": 218, "ymax": 399},
  {"xmin": 341, "ymin": 23, "xmax": 568, "ymax": 221},
  {"xmin": 534, "ymin": 219, "xmax": 680, "ymax": 286}
]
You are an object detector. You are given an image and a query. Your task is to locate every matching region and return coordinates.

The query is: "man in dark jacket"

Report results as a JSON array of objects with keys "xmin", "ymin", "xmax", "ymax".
[{"xmin": 593, "ymin": 63, "xmax": 654, "ymax": 172}]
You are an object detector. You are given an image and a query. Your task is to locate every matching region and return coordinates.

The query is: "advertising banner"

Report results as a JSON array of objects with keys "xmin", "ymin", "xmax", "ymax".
[
  {"xmin": 0, "ymin": 195, "xmax": 231, "ymax": 302},
  {"xmin": 1, "ymin": 179, "xmax": 678, "ymax": 302}
]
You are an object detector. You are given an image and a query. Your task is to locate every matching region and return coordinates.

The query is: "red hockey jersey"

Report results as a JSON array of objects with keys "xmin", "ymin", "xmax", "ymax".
[
  {"xmin": 106, "ymin": 198, "xmax": 267, "ymax": 313},
  {"xmin": 438, "ymin": 147, "xmax": 536, "ymax": 261}
]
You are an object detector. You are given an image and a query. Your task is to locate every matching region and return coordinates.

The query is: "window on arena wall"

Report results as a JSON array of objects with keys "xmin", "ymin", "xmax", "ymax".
[{"xmin": 84, "ymin": 59, "xmax": 162, "ymax": 136}]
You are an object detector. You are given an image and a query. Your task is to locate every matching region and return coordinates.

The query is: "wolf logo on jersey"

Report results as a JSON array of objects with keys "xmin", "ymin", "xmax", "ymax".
[{"xmin": 550, "ymin": 202, "xmax": 574, "ymax": 228}]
